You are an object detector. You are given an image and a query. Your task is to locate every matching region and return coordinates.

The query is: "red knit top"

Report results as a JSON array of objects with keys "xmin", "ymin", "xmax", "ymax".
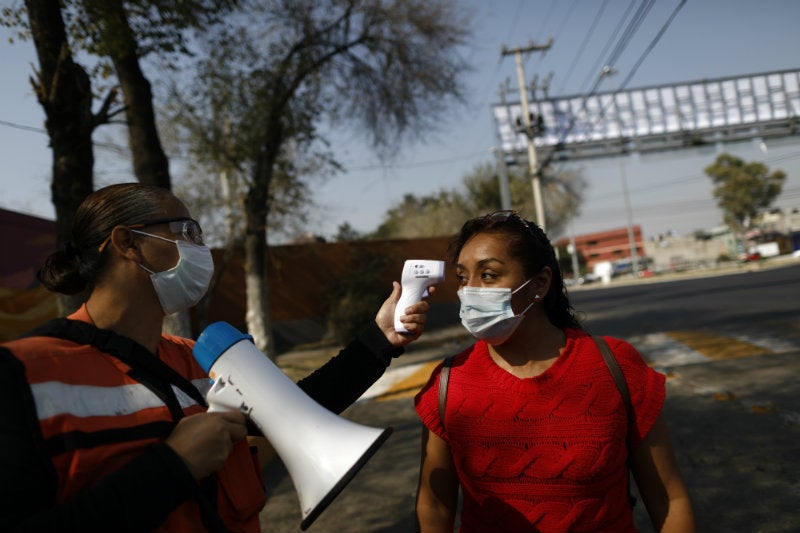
[{"xmin": 415, "ymin": 328, "xmax": 665, "ymax": 533}]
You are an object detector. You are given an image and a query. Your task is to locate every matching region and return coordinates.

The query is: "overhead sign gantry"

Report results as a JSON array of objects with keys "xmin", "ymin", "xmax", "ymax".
[{"xmin": 494, "ymin": 69, "xmax": 800, "ymax": 163}]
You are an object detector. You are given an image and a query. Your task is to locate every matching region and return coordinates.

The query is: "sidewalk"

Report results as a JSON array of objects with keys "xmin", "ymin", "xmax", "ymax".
[
  {"xmin": 262, "ymin": 257, "xmax": 800, "ymax": 532},
  {"xmin": 659, "ymin": 350, "xmax": 800, "ymax": 533},
  {"xmin": 265, "ymin": 346, "xmax": 800, "ymax": 533}
]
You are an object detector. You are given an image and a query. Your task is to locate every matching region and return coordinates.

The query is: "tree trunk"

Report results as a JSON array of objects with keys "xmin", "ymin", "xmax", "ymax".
[
  {"xmin": 97, "ymin": 0, "xmax": 171, "ymax": 190},
  {"xmin": 194, "ymin": 168, "xmax": 240, "ymax": 335},
  {"xmin": 243, "ymin": 147, "xmax": 277, "ymax": 360},
  {"xmin": 25, "ymin": 0, "xmax": 95, "ymax": 315},
  {"xmin": 244, "ymin": 207, "xmax": 274, "ymax": 359},
  {"xmin": 95, "ymin": 1, "xmax": 194, "ymax": 337}
]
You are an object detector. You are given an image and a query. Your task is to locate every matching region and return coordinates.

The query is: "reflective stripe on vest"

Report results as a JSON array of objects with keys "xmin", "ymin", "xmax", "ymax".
[
  {"xmin": 5, "ymin": 334, "xmax": 266, "ymax": 532},
  {"xmin": 31, "ymin": 378, "xmax": 212, "ymax": 420}
]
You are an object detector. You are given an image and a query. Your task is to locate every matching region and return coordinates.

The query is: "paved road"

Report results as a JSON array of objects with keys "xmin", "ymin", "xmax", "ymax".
[{"xmin": 260, "ymin": 261, "xmax": 800, "ymax": 533}]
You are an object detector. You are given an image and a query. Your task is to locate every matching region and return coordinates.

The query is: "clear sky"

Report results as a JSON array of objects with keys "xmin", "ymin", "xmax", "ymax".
[{"xmin": 1, "ymin": 0, "xmax": 799, "ymax": 242}]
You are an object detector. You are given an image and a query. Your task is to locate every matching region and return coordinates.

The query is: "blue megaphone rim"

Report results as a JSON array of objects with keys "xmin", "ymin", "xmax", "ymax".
[{"xmin": 193, "ymin": 321, "xmax": 254, "ymax": 373}]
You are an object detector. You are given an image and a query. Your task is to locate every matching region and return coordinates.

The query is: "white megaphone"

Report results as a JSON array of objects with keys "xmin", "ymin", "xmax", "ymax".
[{"xmin": 193, "ymin": 321, "xmax": 393, "ymax": 531}]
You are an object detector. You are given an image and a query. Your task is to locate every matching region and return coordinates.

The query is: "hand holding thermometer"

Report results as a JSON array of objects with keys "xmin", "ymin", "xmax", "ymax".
[{"xmin": 393, "ymin": 260, "xmax": 445, "ymax": 333}]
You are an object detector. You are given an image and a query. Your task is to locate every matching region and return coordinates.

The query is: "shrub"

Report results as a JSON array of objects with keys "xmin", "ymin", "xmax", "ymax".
[{"xmin": 324, "ymin": 250, "xmax": 390, "ymax": 344}]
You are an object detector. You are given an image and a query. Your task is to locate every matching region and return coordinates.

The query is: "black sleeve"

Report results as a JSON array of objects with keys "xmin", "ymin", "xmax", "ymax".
[
  {"xmin": 296, "ymin": 322, "xmax": 403, "ymax": 414},
  {"xmin": 0, "ymin": 347, "xmax": 200, "ymax": 533}
]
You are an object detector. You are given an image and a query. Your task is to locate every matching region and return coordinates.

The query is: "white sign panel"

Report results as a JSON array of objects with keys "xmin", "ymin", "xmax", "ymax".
[{"xmin": 494, "ymin": 70, "xmax": 800, "ymax": 154}]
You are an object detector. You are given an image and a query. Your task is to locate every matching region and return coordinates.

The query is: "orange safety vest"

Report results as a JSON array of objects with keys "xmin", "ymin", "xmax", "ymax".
[{"xmin": 4, "ymin": 305, "xmax": 266, "ymax": 532}]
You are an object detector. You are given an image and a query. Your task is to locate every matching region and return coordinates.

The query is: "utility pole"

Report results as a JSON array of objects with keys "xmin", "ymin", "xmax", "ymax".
[{"xmin": 501, "ymin": 38, "xmax": 552, "ymax": 231}]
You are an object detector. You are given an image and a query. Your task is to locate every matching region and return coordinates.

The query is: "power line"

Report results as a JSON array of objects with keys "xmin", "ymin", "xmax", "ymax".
[
  {"xmin": 557, "ymin": 0, "xmax": 611, "ymax": 95},
  {"xmin": 605, "ymin": 0, "xmax": 656, "ymax": 68},
  {"xmin": 0, "ymin": 118, "xmax": 45, "ymax": 134},
  {"xmin": 0, "ymin": 112, "xmax": 491, "ymax": 175},
  {"xmin": 581, "ymin": 0, "xmax": 686, "ymax": 128},
  {"xmin": 551, "ymin": 0, "xmax": 581, "ymax": 48},
  {"xmin": 580, "ymin": 196, "xmax": 718, "ymax": 220},
  {"xmin": 614, "ymin": 0, "xmax": 688, "ymax": 91},
  {"xmin": 580, "ymin": 185, "xmax": 800, "ymax": 225},
  {"xmin": 577, "ymin": 0, "xmax": 639, "ymax": 93},
  {"xmin": 533, "ymin": 0, "xmax": 560, "ymax": 43},
  {"xmin": 0, "ymin": 117, "xmax": 129, "ymax": 152},
  {"xmin": 542, "ymin": 0, "xmax": 661, "ymax": 163},
  {"xmin": 505, "ymin": 0, "xmax": 526, "ymax": 43},
  {"xmin": 585, "ymin": 0, "xmax": 655, "ymax": 97},
  {"xmin": 345, "ymin": 150, "xmax": 486, "ymax": 172},
  {"xmin": 586, "ymin": 149, "xmax": 800, "ymax": 202},
  {"xmin": 544, "ymin": 0, "xmax": 688, "ymax": 174}
]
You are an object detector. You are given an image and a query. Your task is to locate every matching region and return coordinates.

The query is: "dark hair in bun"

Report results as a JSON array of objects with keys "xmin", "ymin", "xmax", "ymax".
[{"xmin": 38, "ymin": 183, "xmax": 172, "ymax": 294}]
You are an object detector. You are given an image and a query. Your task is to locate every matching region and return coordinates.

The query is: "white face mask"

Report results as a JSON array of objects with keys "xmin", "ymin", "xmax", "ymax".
[
  {"xmin": 133, "ymin": 231, "xmax": 215, "ymax": 315},
  {"xmin": 457, "ymin": 279, "xmax": 538, "ymax": 345}
]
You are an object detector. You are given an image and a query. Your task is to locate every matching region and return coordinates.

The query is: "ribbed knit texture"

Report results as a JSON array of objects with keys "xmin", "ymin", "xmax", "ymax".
[{"xmin": 415, "ymin": 328, "xmax": 665, "ymax": 533}]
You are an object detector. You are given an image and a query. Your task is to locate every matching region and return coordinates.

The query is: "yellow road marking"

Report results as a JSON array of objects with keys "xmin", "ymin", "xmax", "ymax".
[
  {"xmin": 375, "ymin": 360, "xmax": 441, "ymax": 402},
  {"xmin": 665, "ymin": 330, "xmax": 772, "ymax": 360},
  {"xmin": 373, "ymin": 330, "xmax": 774, "ymax": 402}
]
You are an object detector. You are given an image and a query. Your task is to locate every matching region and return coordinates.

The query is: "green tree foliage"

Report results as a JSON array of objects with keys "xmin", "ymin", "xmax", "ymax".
[
  {"xmin": 334, "ymin": 222, "xmax": 362, "ymax": 242},
  {"xmin": 373, "ymin": 191, "xmax": 473, "ymax": 239},
  {"xmin": 167, "ymin": 0, "xmax": 472, "ymax": 355},
  {"xmin": 539, "ymin": 168, "xmax": 586, "ymax": 238},
  {"xmin": 324, "ymin": 248, "xmax": 390, "ymax": 344},
  {"xmin": 704, "ymin": 153, "xmax": 786, "ymax": 231},
  {"xmin": 462, "ymin": 162, "xmax": 511, "ymax": 214},
  {"xmin": 374, "ymin": 161, "xmax": 586, "ymax": 240}
]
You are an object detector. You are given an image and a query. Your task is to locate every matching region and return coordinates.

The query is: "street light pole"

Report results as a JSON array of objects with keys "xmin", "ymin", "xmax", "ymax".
[
  {"xmin": 619, "ymin": 154, "xmax": 641, "ymax": 275},
  {"xmin": 492, "ymin": 147, "xmax": 512, "ymax": 210},
  {"xmin": 502, "ymin": 38, "xmax": 552, "ymax": 231},
  {"xmin": 600, "ymin": 66, "xmax": 640, "ymax": 276}
]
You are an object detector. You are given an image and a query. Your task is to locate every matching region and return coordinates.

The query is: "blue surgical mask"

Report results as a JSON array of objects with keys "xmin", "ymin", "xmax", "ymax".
[{"xmin": 457, "ymin": 279, "xmax": 539, "ymax": 345}]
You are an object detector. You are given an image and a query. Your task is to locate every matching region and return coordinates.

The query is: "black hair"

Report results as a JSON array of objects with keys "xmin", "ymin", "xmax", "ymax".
[
  {"xmin": 38, "ymin": 183, "xmax": 175, "ymax": 295},
  {"xmin": 448, "ymin": 211, "xmax": 582, "ymax": 330}
]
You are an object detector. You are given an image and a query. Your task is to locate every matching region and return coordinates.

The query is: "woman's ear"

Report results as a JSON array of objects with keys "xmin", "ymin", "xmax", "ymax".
[
  {"xmin": 532, "ymin": 266, "xmax": 553, "ymax": 297},
  {"xmin": 108, "ymin": 226, "xmax": 141, "ymax": 261}
]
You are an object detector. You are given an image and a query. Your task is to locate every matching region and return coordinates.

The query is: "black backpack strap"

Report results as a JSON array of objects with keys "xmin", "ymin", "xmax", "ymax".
[
  {"xmin": 593, "ymin": 336, "xmax": 632, "ymax": 420},
  {"xmin": 24, "ymin": 318, "xmax": 207, "ymax": 418},
  {"xmin": 23, "ymin": 318, "xmax": 230, "ymax": 532},
  {"xmin": 438, "ymin": 355, "xmax": 455, "ymax": 431},
  {"xmin": 593, "ymin": 335, "xmax": 637, "ymax": 508}
]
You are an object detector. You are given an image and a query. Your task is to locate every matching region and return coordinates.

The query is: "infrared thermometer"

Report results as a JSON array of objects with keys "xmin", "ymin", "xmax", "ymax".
[{"xmin": 393, "ymin": 260, "xmax": 445, "ymax": 333}]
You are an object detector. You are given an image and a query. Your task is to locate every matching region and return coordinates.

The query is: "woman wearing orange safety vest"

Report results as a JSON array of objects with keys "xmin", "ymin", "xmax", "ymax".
[{"xmin": 0, "ymin": 183, "xmax": 432, "ymax": 532}]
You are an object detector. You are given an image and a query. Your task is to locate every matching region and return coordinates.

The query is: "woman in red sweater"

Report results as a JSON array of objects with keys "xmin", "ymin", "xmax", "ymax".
[{"xmin": 414, "ymin": 210, "xmax": 695, "ymax": 533}]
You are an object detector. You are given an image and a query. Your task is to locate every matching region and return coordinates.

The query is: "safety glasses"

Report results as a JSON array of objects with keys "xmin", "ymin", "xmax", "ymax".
[{"xmin": 98, "ymin": 217, "xmax": 204, "ymax": 253}]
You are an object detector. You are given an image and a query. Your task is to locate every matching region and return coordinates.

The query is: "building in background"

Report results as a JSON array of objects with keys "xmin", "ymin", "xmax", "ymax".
[
  {"xmin": 555, "ymin": 225, "xmax": 645, "ymax": 277},
  {"xmin": 644, "ymin": 227, "xmax": 735, "ymax": 273}
]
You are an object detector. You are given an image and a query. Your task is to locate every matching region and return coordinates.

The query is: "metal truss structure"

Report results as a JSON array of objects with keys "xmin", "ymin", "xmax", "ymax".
[{"xmin": 494, "ymin": 69, "xmax": 800, "ymax": 164}]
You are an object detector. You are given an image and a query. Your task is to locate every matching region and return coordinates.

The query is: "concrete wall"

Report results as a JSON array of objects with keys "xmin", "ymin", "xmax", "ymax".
[{"xmin": 644, "ymin": 234, "xmax": 732, "ymax": 272}]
